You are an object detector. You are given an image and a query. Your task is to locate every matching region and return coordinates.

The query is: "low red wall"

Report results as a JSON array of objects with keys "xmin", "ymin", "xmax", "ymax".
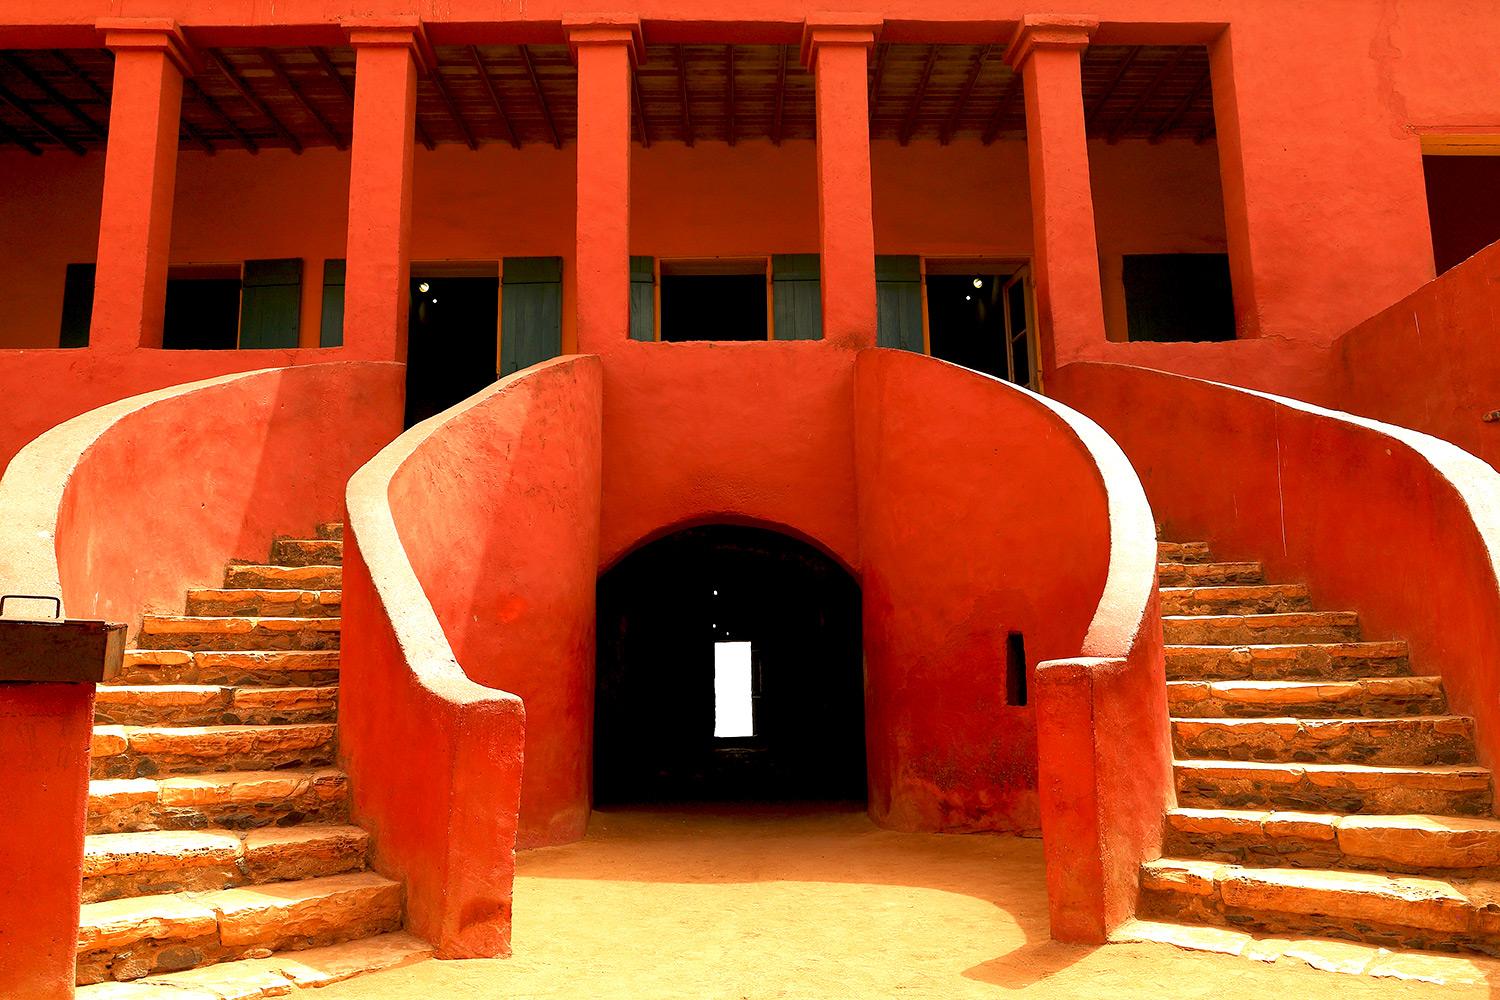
[
  {"xmin": 1054, "ymin": 362, "xmax": 1500, "ymax": 783},
  {"xmin": 1330, "ymin": 238, "xmax": 1500, "ymax": 472},
  {"xmin": 341, "ymin": 355, "xmax": 602, "ymax": 952},
  {"xmin": 0, "ymin": 684, "xmax": 92, "ymax": 1000},
  {"xmin": 0, "ymin": 346, "xmax": 369, "ymax": 478},
  {"xmin": 855, "ymin": 349, "xmax": 1168, "ymax": 939},
  {"xmin": 0, "ymin": 360, "xmax": 402, "ymax": 998}
]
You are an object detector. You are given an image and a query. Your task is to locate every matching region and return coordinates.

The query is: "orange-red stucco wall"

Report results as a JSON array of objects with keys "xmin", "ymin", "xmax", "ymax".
[{"xmin": 0, "ymin": 138, "xmax": 1226, "ymax": 350}]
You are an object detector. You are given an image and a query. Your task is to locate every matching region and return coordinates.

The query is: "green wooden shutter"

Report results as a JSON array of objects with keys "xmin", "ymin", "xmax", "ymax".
[
  {"xmin": 320, "ymin": 259, "xmax": 345, "ymax": 348},
  {"xmin": 771, "ymin": 253, "xmax": 822, "ymax": 340},
  {"xmin": 876, "ymin": 255, "xmax": 924, "ymax": 353},
  {"xmin": 630, "ymin": 256, "xmax": 655, "ymax": 341},
  {"xmin": 500, "ymin": 256, "xmax": 563, "ymax": 376},
  {"xmin": 58, "ymin": 262, "xmax": 95, "ymax": 348},
  {"xmin": 238, "ymin": 258, "xmax": 302, "ymax": 349}
]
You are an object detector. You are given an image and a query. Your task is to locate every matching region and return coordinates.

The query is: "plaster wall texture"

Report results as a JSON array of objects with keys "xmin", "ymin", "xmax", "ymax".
[
  {"xmin": 341, "ymin": 355, "xmax": 601, "ymax": 956},
  {"xmin": 1331, "ymin": 238, "xmax": 1500, "ymax": 473},
  {"xmin": 1054, "ymin": 362, "xmax": 1500, "ymax": 782}
]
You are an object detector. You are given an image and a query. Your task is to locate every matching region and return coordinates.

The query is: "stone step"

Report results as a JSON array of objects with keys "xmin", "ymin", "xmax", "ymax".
[
  {"xmin": 1164, "ymin": 808, "xmax": 1500, "ymax": 878},
  {"xmin": 1170, "ymin": 715, "xmax": 1476, "ymax": 766},
  {"xmin": 316, "ymin": 522, "xmax": 344, "ymax": 541},
  {"xmin": 136, "ymin": 616, "xmax": 341, "ymax": 652},
  {"xmin": 1139, "ymin": 857, "xmax": 1500, "ymax": 956},
  {"xmin": 81, "ymin": 825, "xmax": 369, "ymax": 904},
  {"xmin": 270, "ymin": 538, "xmax": 344, "ymax": 567},
  {"xmin": 73, "ymin": 931, "xmax": 431, "ymax": 998},
  {"xmin": 1167, "ymin": 676, "xmax": 1447, "ymax": 718},
  {"xmin": 1157, "ymin": 561, "xmax": 1266, "ymax": 587},
  {"xmin": 1160, "ymin": 541, "xmax": 1213, "ymax": 564},
  {"xmin": 91, "ymin": 724, "xmax": 336, "ymax": 779},
  {"xmin": 1114, "ymin": 917, "xmax": 1499, "ymax": 984},
  {"xmin": 117, "ymin": 650, "xmax": 340, "ymax": 688},
  {"xmin": 1164, "ymin": 641, "xmax": 1412, "ymax": 681},
  {"xmin": 1164, "ymin": 611, "xmax": 1361, "ymax": 645},
  {"xmin": 95, "ymin": 685, "xmax": 338, "ymax": 726},
  {"xmin": 225, "ymin": 563, "xmax": 343, "ymax": 591},
  {"xmin": 1159, "ymin": 584, "xmax": 1312, "ymax": 616},
  {"xmin": 87, "ymin": 768, "xmax": 349, "ymax": 834},
  {"xmin": 185, "ymin": 588, "xmax": 341, "ymax": 619},
  {"xmin": 1175, "ymin": 759, "xmax": 1493, "ymax": 816},
  {"xmin": 76, "ymin": 871, "xmax": 403, "ymax": 986}
]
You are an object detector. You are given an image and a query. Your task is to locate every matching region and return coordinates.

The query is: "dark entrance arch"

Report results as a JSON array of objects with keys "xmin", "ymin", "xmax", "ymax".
[{"xmin": 594, "ymin": 524, "xmax": 865, "ymax": 804}]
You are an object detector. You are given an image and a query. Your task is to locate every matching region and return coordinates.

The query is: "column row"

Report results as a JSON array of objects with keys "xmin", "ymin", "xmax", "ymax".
[{"xmin": 88, "ymin": 16, "xmax": 1113, "ymax": 374}]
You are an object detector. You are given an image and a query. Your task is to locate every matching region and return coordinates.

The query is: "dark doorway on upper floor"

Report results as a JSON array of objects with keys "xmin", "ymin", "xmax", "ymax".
[
  {"xmin": 1424, "ymin": 153, "xmax": 1500, "ymax": 276},
  {"xmin": 1122, "ymin": 252, "xmax": 1235, "ymax": 343},
  {"xmin": 403, "ymin": 268, "xmax": 499, "ymax": 429}
]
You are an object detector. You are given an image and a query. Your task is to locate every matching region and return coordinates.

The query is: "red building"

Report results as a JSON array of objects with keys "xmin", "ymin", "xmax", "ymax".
[{"xmin": 3, "ymin": 1, "xmax": 1500, "ymax": 996}]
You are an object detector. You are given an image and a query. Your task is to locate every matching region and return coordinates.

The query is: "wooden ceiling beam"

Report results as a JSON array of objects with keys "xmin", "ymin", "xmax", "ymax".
[
  {"xmin": 725, "ymin": 45, "xmax": 735, "ymax": 146},
  {"xmin": 1111, "ymin": 49, "xmax": 1187, "ymax": 143},
  {"xmin": 1151, "ymin": 65, "xmax": 1211, "ymax": 143},
  {"xmin": 940, "ymin": 44, "xmax": 991, "ymax": 146},
  {"xmin": 519, "ymin": 45, "xmax": 560, "ymax": 150},
  {"xmin": 980, "ymin": 71, "xmax": 1024, "ymax": 145},
  {"xmin": 0, "ymin": 80, "xmax": 84, "ymax": 154},
  {"xmin": 631, "ymin": 65, "xmax": 650, "ymax": 147},
  {"xmin": 3, "ymin": 52, "xmax": 103, "ymax": 138},
  {"xmin": 185, "ymin": 77, "xmax": 259, "ymax": 152},
  {"xmin": 0, "ymin": 112, "xmax": 42, "ymax": 155},
  {"xmin": 1085, "ymin": 46, "xmax": 1140, "ymax": 130},
  {"xmin": 427, "ymin": 59, "xmax": 478, "ymax": 150},
  {"xmin": 312, "ymin": 45, "xmax": 433, "ymax": 152},
  {"xmin": 469, "ymin": 46, "xmax": 519, "ymax": 149},
  {"xmin": 898, "ymin": 44, "xmax": 940, "ymax": 145},
  {"xmin": 207, "ymin": 49, "xmax": 303, "ymax": 153},
  {"xmin": 675, "ymin": 45, "xmax": 693, "ymax": 146},
  {"xmin": 867, "ymin": 42, "xmax": 887, "ymax": 123},
  {"xmin": 771, "ymin": 44, "xmax": 787, "ymax": 146},
  {"xmin": 259, "ymin": 48, "xmax": 345, "ymax": 149}
]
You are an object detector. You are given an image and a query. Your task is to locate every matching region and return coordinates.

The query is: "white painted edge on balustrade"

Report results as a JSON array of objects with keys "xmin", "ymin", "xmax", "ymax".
[
  {"xmin": 345, "ymin": 357, "xmax": 594, "ymax": 709},
  {"xmin": 1206, "ymin": 374, "xmax": 1500, "ymax": 602},
  {"xmin": 891, "ymin": 351, "xmax": 1160, "ymax": 662},
  {"xmin": 0, "ymin": 368, "xmax": 276, "ymax": 618}
]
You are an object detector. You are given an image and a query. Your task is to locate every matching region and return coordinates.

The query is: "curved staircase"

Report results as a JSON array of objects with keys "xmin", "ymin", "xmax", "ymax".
[
  {"xmin": 1139, "ymin": 539, "xmax": 1500, "ymax": 958},
  {"xmin": 76, "ymin": 524, "xmax": 430, "ymax": 998}
]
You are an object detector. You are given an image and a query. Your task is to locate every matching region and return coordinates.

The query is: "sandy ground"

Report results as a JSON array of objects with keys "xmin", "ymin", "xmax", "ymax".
[{"xmin": 316, "ymin": 805, "xmax": 1500, "ymax": 999}]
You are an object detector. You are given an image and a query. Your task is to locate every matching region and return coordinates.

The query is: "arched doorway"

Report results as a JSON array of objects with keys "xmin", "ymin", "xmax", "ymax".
[{"xmin": 594, "ymin": 525, "xmax": 865, "ymax": 804}]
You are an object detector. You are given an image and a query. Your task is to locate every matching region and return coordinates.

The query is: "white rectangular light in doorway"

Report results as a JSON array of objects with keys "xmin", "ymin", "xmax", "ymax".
[{"xmin": 713, "ymin": 640, "xmax": 755, "ymax": 738}]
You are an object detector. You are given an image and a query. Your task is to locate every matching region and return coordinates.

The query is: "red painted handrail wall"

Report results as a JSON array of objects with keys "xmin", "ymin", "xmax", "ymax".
[
  {"xmin": 854, "ymin": 349, "xmax": 1169, "ymax": 941},
  {"xmin": 1054, "ymin": 361, "xmax": 1500, "ymax": 787},
  {"xmin": 340, "ymin": 355, "xmax": 603, "ymax": 954},
  {"xmin": 0, "ymin": 360, "xmax": 403, "ymax": 999}
]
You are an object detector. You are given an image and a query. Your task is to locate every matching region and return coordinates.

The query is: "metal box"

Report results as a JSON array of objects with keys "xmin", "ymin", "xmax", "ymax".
[{"xmin": 0, "ymin": 595, "xmax": 126, "ymax": 683}]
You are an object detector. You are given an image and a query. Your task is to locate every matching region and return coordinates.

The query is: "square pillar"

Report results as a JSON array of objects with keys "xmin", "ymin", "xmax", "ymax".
[
  {"xmin": 343, "ymin": 21, "xmax": 428, "ymax": 362},
  {"xmin": 90, "ymin": 20, "xmax": 193, "ymax": 353},
  {"xmin": 566, "ymin": 16, "xmax": 643, "ymax": 355},
  {"xmin": 1005, "ymin": 15, "xmax": 1106, "ymax": 378},
  {"xmin": 802, "ymin": 17, "xmax": 880, "ymax": 349}
]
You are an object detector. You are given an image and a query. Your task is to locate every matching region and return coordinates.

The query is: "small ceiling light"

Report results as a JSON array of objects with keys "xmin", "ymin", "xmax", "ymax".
[
  {"xmin": 418, "ymin": 282, "xmax": 431, "ymax": 293},
  {"xmin": 972, "ymin": 278, "xmax": 983, "ymax": 289},
  {"xmin": 713, "ymin": 589, "xmax": 719, "ymax": 596},
  {"xmin": 431, "ymin": 298, "xmax": 438, "ymax": 304},
  {"xmin": 965, "ymin": 295, "xmax": 972, "ymax": 301}
]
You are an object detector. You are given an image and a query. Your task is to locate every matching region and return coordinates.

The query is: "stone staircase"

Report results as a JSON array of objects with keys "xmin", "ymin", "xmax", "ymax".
[
  {"xmin": 77, "ymin": 523, "xmax": 431, "ymax": 998},
  {"xmin": 1138, "ymin": 539, "xmax": 1500, "ymax": 958}
]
